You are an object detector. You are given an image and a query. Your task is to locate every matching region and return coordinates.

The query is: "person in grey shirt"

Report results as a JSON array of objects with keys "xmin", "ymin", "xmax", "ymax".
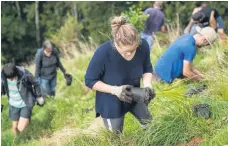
[
  {"xmin": 141, "ymin": 1, "xmax": 166, "ymax": 51},
  {"xmin": 35, "ymin": 40, "xmax": 70, "ymax": 96}
]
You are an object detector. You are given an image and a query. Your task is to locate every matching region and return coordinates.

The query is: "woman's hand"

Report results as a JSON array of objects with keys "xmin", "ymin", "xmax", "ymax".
[
  {"xmin": 111, "ymin": 85, "xmax": 133, "ymax": 103},
  {"xmin": 37, "ymin": 97, "xmax": 45, "ymax": 106}
]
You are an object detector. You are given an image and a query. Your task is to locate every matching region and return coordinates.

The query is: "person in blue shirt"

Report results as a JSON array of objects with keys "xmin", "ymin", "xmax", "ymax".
[
  {"xmin": 154, "ymin": 26, "xmax": 217, "ymax": 84},
  {"xmin": 85, "ymin": 16, "xmax": 154, "ymax": 133}
]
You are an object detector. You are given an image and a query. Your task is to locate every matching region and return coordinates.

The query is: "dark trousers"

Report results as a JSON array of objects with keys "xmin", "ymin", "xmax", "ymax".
[{"xmin": 103, "ymin": 102, "xmax": 152, "ymax": 133}]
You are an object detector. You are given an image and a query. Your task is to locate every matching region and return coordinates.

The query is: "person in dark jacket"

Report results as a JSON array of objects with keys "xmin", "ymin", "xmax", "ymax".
[
  {"xmin": 191, "ymin": 8, "xmax": 226, "ymax": 43},
  {"xmin": 35, "ymin": 40, "xmax": 70, "ymax": 96},
  {"xmin": 1, "ymin": 63, "xmax": 44, "ymax": 136},
  {"xmin": 186, "ymin": 7, "xmax": 226, "ymax": 44},
  {"xmin": 85, "ymin": 16, "xmax": 154, "ymax": 133}
]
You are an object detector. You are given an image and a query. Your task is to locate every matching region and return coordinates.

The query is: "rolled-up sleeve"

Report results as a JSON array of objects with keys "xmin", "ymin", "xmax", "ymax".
[
  {"xmin": 85, "ymin": 47, "xmax": 105, "ymax": 89},
  {"xmin": 142, "ymin": 39, "xmax": 153, "ymax": 74}
]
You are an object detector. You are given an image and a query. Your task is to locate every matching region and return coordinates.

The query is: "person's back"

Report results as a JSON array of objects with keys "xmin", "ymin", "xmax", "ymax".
[
  {"xmin": 154, "ymin": 34, "xmax": 196, "ymax": 83},
  {"xmin": 143, "ymin": 7, "xmax": 165, "ymax": 35},
  {"xmin": 141, "ymin": 1, "xmax": 165, "ymax": 50},
  {"xmin": 192, "ymin": 8, "xmax": 220, "ymax": 26}
]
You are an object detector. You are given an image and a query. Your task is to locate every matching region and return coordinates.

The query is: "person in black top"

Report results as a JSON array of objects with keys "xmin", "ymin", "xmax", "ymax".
[
  {"xmin": 35, "ymin": 40, "xmax": 70, "ymax": 96},
  {"xmin": 191, "ymin": 8, "xmax": 226, "ymax": 43}
]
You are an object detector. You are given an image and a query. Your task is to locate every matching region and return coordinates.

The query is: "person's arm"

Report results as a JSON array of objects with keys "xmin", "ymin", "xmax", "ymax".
[
  {"xmin": 1, "ymin": 81, "xmax": 6, "ymax": 96},
  {"xmin": 142, "ymin": 39, "xmax": 153, "ymax": 87},
  {"xmin": 161, "ymin": 25, "xmax": 166, "ymax": 32},
  {"xmin": 142, "ymin": 73, "xmax": 152, "ymax": 87},
  {"xmin": 183, "ymin": 61, "xmax": 203, "ymax": 81},
  {"xmin": 85, "ymin": 47, "xmax": 132, "ymax": 103},
  {"xmin": 209, "ymin": 10, "xmax": 217, "ymax": 29},
  {"xmin": 182, "ymin": 45, "xmax": 202, "ymax": 81},
  {"xmin": 185, "ymin": 19, "xmax": 195, "ymax": 33},
  {"xmin": 185, "ymin": 7, "xmax": 200, "ymax": 34},
  {"xmin": 54, "ymin": 49, "xmax": 66, "ymax": 74},
  {"xmin": 25, "ymin": 70, "xmax": 42, "ymax": 98},
  {"xmin": 160, "ymin": 17, "xmax": 166, "ymax": 32},
  {"xmin": 192, "ymin": 68, "xmax": 204, "ymax": 78},
  {"xmin": 92, "ymin": 81, "xmax": 114, "ymax": 93}
]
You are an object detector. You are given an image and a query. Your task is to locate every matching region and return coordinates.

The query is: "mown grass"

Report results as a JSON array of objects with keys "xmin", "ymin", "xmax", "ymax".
[{"xmin": 1, "ymin": 36, "xmax": 228, "ymax": 146}]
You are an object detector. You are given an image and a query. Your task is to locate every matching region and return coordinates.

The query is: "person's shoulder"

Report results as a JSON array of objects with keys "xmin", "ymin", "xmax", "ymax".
[
  {"xmin": 138, "ymin": 39, "xmax": 150, "ymax": 53},
  {"xmin": 180, "ymin": 35, "xmax": 196, "ymax": 50},
  {"xmin": 179, "ymin": 34, "xmax": 194, "ymax": 40},
  {"xmin": 145, "ymin": 8, "xmax": 154, "ymax": 13},
  {"xmin": 94, "ymin": 41, "xmax": 112, "ymax": 57},
  {"xmin": 173, "ymin": 34, "xmax": 194, "ymax": 47},
  {"xmin": 16, "ymin": 66, "xmax": 33, "ymax": 79}
]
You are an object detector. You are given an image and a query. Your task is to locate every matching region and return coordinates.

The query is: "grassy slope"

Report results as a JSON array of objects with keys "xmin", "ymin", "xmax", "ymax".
[{"xmin": 1, "ymin": 40, "xmax": 228, "ymax": 146}]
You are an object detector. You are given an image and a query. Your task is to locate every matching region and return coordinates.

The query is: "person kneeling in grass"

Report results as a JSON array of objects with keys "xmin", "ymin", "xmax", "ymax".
[
  {"xmin": 85, "ymin": 16, "xmax": 155, "ymax": 133},
  {"xmin": 153, "ymin": 26, "xmax": 217, "ymax": 83},
  {"xmin": 188, "ymin": 7, "xmax": 227, "ymax": 45},
  {"xmin": 1, "ymin": 63, "xmax": 44, "ymax": 136}
]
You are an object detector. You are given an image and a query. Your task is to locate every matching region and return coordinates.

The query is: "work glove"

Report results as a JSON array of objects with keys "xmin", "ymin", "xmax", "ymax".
[
  {"xmin": 144, "ymin": 84, "xmax": 156, "ymax": 104},
  {"xmin": 111, "ymin": 85, "xmax": 133, "ymax": 103},
  {"xmin": 129, "ymin": 86, "xmax": 155, "ymax": 104},
  {"xmin": 144, "ymin": 87, "xmax": 156, "ymax": 104},
  {"xmin": 36, "ymin": 96, "xmax": 45, "ymax": 106},
  {"xmin": 64, "ymin": 73, "xmax": 72, "ymax": 86}
]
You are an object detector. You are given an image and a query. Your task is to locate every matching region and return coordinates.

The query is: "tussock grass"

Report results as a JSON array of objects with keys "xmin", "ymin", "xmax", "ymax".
[{"xmin": 1, "ymin": 33, "xmax": 228, "ymax": 146}]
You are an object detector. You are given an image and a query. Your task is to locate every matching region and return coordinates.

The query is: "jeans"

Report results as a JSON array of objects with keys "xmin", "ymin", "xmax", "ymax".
[
  {"xmin": 184, "ymin": 16, "xmax": 224, "ymax": 34},
  {"xmin": 40, "ymin": 76, "xmax": 57, "ymax": 96},
  {"xmin": 141, "ymin": 32, "xmax": 153, "ymax": 51},
  {"xmin": 216, "ymin": 16, "xmax": 224, "ymax": 29}
]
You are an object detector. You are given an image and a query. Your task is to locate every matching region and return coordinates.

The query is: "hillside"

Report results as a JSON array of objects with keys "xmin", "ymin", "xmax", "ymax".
[{"xmin": 1, "ymin": 38, "xmax": 228, "ymax": 146}]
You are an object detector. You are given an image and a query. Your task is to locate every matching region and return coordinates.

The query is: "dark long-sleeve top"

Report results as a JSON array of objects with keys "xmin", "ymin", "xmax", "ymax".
[
  {"xmin": 85, "ymin": 39, "xmax": 152, "ymax": 118},
  {"xmin": 35, "ymin": 48, "xmax": 66, "ymax": 80}
]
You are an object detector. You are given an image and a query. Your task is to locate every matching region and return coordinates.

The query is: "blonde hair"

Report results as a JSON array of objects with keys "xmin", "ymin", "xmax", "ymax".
[{"xmin": 110, "ymin": 16, "xmax": 140, "ymax": 47}]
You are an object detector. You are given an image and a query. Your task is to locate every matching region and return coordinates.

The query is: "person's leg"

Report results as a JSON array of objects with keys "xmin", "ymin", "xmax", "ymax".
[
  {"xmin": 141, "ymin": 33, "xmax": 153, "ymax": 51},
  {"xmin": 40, "ymin": 78, "xmax": 51, "ymax": 96},
  {"xmin": 103, "ymin": 116, "xmax": 124, "ymax": 134},
  {"xmin": 50, "ymin": 76, "xmax": 57, "ymax": 96},
  {"xmin": 216, "ymin": 16, "xmax": 226, "ymax": 43},
  {"xmin": 216, "ymin": 16, "xmax": 224, "ymax": 30},
  {"xmin": 17, "ymin": 106, "xmax": 32, "ymax": 132},
  {"xmin": 17, "ymin": 117, "xmax": 30, "ymax": 132},
  {"xmin": 9, "ymin": 105, "xmax": 20, "ymax": 136},
  {"xmin": 12, "ymin": 121, "xmax": 19, "ymax": 136},
  {"xmin": 130, "ymin": 102, "xmax": 152, "ymax": 128}
]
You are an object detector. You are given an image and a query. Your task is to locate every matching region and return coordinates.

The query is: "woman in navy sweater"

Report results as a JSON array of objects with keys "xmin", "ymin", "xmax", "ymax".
[{"xmin": 85, "ymin": 16, "xmax": 153, "ymax": 133}]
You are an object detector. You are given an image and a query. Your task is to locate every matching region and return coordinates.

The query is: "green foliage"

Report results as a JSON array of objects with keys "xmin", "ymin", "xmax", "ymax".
[
  {"xmin": 51, "ymin": 14, "xmax": 80, "ymax": 45},
  {"xmin": 1, "ymin": 1, "xmax": 227, "ymax": 64},
  {"xmin": 1, "ymin": 2, "xmax": 228, "ymax": 145},
  {"xmin": 1, "ymin": 2, "xmax": 37, "ymax": 64},
  {"xmin": 122, "ymin": 2, "xmax": 149, "ymax": 32}
]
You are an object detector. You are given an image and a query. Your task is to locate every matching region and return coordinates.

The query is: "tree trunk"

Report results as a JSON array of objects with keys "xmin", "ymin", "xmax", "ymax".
[
  {"xmin": 15, "ymin": 1, "xmax": 21, "ymax": 19},
  {"xmin": 73, "ymin": 2, "xmax": 78, "ymax": 18},
  {"xmin": 35, "ymin": 1, "xmax": 41, "ymax": 47}
]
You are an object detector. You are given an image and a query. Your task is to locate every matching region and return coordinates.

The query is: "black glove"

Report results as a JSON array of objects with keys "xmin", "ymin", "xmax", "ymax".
[
  {"xmin": 129, "ymin": 87, "xmax": 155, "ymax": 104},
  {"xmin": 144, "ymin": 87, "xmax": 156, "ymax": 104},
  {"xmin": 64, "ymin": 73, "xmax": 72, "ymax": 86}
]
